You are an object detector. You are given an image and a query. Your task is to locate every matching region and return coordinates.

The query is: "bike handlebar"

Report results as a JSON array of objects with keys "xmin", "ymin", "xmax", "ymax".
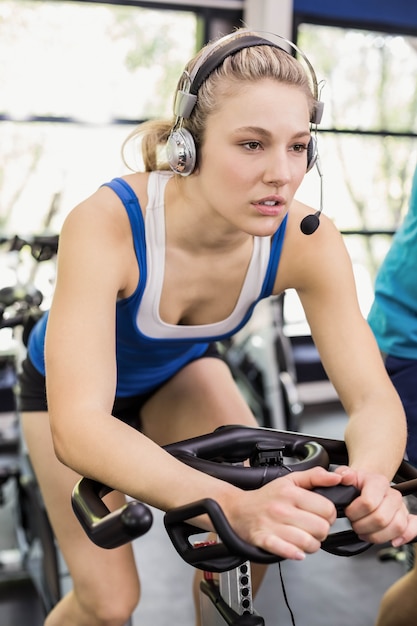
[
  {"xmin": 0, "ymin": 235, "xmax": 57, "ymax": 332},
  {"xmin": 71, "ymin": 425, "xmax": 417, "ymax": 571},
  {"xmin": 71, "ymin": 478, "xmax": 153, "ymax": 549},
  {"xmin": 164, "ymin": 425, "xmax": 332, "ymax": 488},
  {"xmin": 0, "ymin": 234, "xmax": 59, "ymax": 261},
  {"xmin": 163, "ymin": 484, "xmax": 363, "ymax": 572}
]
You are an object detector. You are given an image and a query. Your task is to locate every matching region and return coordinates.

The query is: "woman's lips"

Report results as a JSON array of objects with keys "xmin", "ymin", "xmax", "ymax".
[{"xmin": 252, "ymin": 197, "xmax": 285, "ymax": 216}]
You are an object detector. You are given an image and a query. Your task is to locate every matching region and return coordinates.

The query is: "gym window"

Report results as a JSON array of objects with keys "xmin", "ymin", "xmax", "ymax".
[
  {"xmin": 284, "ymin": 20, "xmax": 417, "ymax": 331},
  {"xmin": 0, "ymin": 0, "xmax": 242, "ymax": 234}
]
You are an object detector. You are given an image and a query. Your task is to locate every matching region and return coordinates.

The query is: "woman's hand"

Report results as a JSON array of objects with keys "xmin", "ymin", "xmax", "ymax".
[
  {"xmin": 334, "ymin": 466, "xmax": 410, "ymax": 545},
  {"xmin": 391, "ymin": 514, "xmax": 417, "ymax": 547},
  {"xmin": 222, "ymin": 466, "xmax": 343, "ymax": 561}
]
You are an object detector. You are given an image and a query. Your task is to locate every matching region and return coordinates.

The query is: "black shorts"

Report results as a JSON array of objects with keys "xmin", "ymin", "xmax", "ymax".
[{"xmin": 18, "ymin": 343, "xmax": 223, "ymax": 429}]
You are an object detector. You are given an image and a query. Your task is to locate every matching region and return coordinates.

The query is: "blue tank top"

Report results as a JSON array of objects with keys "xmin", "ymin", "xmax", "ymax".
[
  {"xmin": 368, "ymin": 167, "xmax": 417, "ymax": 358},
  {"xmin": 28, "ymin": 173, "xmax": 288, "ymax": 396}
]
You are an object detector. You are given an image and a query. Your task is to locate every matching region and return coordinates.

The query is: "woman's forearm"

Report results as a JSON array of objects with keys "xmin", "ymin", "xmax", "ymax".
[{"xmin": 343, "ymin": 393, "xmax": 407, "ymax": 479}]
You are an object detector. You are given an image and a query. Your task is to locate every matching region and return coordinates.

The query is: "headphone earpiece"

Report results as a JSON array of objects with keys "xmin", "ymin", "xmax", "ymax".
[
  {"xmin": 306, "ymin": 136, "xmax": 318, "ymax": 173},
  {"xmin": 166, "ymin": 127, "xmax": 196, "ymax": 176}
]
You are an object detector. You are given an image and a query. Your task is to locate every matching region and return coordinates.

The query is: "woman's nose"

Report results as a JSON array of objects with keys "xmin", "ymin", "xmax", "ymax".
[{"xmin": 263, "ymin": 151, "xmax": 291, "ymax": 186}]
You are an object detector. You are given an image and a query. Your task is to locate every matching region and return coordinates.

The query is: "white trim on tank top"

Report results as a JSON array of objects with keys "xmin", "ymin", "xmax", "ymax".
[{"xmin": 136, "ymin": 171, "xmax": 271, "ymax": 339}]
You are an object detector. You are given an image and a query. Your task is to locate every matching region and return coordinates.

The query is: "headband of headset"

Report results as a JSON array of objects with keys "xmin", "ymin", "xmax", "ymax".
[{"xmin": 174, "ymin": 32, "xmax": 324, "ymax": 125}]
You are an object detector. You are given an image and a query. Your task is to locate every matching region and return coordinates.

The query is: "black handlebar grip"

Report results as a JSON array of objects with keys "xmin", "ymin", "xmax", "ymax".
[
  {"xmin": 313, "ymin": 484, "xmax": 372, "ymax": 556},
  {"xmin": 71, "ymin": 478, "xmax": 153, "ymax": 549},
  {"xmin": 164, "ymin": 498, "xmax": 284, "ymax": 572},
  {"xmin": 321, "ymin": 530, "xmax": 372, "ymax": 557},
  {"xmin": 164, "ymin": 485, "xmax": 370, "ymax": 571},
  {"xmin": 313, "ymin": 484, "xmax": 360, "ymax": 517}
]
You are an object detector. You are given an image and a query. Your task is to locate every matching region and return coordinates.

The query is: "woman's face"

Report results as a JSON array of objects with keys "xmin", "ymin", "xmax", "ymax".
[{"xmin": 196, "ymin": 78, "xmax": 312, "ymax": 237}]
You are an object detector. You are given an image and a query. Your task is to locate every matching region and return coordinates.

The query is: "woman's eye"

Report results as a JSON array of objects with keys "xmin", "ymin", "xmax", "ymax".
[
  {"xmin": 243, "ymin": 141, "xmax": 262, "ymax": 151},
  {"xmin": 292, "ymin": 143, "xmax": 308, "ymax": 153}
]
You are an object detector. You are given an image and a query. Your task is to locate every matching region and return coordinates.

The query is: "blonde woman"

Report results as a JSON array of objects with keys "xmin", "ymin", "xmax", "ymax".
[{"xmin": 20, "ymin": 29, "xmax": 417, "ymax": 626}]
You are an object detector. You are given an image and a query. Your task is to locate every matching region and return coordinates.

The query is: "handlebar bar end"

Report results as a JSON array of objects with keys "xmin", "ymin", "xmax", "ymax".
[{"xmin": 71, "ymin": 478, "xmax": 153, "ymax": 549}]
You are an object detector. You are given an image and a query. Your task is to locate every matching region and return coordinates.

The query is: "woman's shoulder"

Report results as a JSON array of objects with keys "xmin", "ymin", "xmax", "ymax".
[
  {"xmin": 118, "ymin": 171, "xmax": 150, "ymax": 205},
  {"xmin": 64, "ymin": 173, "xmax": 148, "ymax": 225},
  {"xmin": 286, "ymin": 199, "xmax": 342, "ymax": 241},
  {"xmin": 275, "ymin": 200, "xmax": 347, "ymax": 293}
]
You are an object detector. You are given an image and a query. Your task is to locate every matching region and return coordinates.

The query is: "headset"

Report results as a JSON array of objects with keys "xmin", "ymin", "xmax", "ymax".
[{"xmin": 166, "ymin": 29, "xmax": 324, "ymax": 234}]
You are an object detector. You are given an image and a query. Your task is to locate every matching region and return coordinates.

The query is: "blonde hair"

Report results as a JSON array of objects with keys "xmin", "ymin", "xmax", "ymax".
[{"xmin": 122, "ymin": 30, "xmax": 317, "ymax": 172}]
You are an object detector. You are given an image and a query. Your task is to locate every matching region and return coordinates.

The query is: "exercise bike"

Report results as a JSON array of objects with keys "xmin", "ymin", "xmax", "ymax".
[
  {"xmin": 71, "ymin": 424, "xmax": 417, "ymax": 625},
  {"xmin": 0, "ymin": 234, "xmax": 63, "ymax": 621}
]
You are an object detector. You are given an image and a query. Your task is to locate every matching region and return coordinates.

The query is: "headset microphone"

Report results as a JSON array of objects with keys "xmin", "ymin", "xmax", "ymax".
[
  {"xmin": 300, "ymin": 211, "xmax": 320, "ymax": 235},
  {"xmin": 300, "ymin": 155, "xmax": 324, "ymax": 235}
]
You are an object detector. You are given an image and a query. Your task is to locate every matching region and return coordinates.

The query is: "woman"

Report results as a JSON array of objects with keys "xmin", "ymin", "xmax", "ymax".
[{"xmin": 19, "ymin": 29, "xmax": 416, "ymax": 626}]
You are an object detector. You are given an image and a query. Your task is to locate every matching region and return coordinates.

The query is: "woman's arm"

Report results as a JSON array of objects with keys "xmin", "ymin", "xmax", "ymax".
[
  {"xmin": 45, "ymin": 184, "xmax": 225, "ymax": 508},
  {"xmin": 277, "ymin": 206, "xmax": 409, "ymax": 543},
  {"xmin": 295, "ymin": 220, "xmax": 406, "ymax": 477},
  {"xmin": 279, "ymin": 206, "xmax": 407, "ymax": 476}
]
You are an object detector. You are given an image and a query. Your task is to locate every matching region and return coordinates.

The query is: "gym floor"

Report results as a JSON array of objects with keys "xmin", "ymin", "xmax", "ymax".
[{"xmin": 131, "ymin": 383, "xmax": 407, "ymax": 626}]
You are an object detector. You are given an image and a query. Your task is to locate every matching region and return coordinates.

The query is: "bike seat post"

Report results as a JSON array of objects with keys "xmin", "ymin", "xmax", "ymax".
[
  {"xmin": 199, "ymin": 559, "xmax": 263, "ymax": 626},
  {"xmin": 217, "ymin": 456, "xmax": 255, "ymax": 617},
  {"xmin": 219, "ymin": 561, "xmax": 254, "ymax": 615},
  {"xmin": 195, "ymin": 532, "xmax": 255, "ymax": 625}
]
